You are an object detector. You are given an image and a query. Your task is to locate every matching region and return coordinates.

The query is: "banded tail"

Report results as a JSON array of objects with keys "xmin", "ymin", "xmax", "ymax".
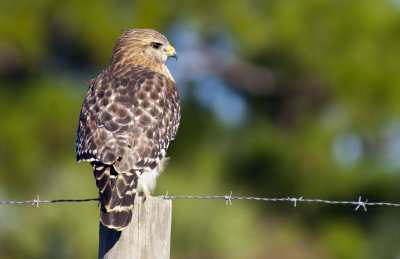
[{"xmin": 91, "ymin": 162, "xmax": 138, "ymax": 231}]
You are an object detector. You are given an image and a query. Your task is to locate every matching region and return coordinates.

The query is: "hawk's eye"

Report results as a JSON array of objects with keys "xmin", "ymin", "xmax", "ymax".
[{"xmin": 151, "ymin": 42, "xmax": 162, "ymax": 49}]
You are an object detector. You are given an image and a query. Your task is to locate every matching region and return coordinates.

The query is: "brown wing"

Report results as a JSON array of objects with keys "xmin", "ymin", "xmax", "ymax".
[{"xmin": 76, "ymin": 65, "xmax": 180, "ymax": 171}]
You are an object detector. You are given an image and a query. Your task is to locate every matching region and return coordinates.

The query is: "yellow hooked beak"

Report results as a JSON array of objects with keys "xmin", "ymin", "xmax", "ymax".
[{"xmin": 167, "ymin": 45, "xmax": 178, "ymax": 61}]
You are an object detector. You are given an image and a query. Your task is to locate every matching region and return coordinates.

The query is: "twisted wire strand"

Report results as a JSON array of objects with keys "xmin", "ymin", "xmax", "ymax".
[{"xmin": 1, "ymin": 192, "xmax": 399, "ymax": 211}]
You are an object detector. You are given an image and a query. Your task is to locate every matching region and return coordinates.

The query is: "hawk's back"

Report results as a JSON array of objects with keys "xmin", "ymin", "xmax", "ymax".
[{"xmin": 75, "ymin": 29, "xmax": 180, "ymax": 230}]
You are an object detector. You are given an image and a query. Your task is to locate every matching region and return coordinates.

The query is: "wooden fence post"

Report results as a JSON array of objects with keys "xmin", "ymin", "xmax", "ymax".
[{"xmin": 98, "ymin": 197, "xmax": 172, "ymax": 259}]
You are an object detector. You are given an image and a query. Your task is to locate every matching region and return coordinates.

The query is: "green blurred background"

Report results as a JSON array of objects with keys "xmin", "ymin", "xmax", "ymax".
[{"xmin": 1, "ymin": 0, "xmax": 400, "ymax": 258}]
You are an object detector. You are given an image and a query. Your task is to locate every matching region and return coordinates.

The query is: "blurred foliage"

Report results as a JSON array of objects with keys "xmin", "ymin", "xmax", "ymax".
[{"xmin": 1, "ymin": 0, "xmax": 400, "ymax": 258}]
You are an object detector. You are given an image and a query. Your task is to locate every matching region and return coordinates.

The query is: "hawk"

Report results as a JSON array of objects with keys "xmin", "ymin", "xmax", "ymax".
[{"xmin": 75, "ymin": 29, "xmax": 180, "ymax": 230}]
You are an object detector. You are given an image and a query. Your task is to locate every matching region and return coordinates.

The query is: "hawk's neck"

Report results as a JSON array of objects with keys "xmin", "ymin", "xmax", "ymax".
[{"xmin": 110, "ymin": 60, "xmax": 174, "ymax": 83}]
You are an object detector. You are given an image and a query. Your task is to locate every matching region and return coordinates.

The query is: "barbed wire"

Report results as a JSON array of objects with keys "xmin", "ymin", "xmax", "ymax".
[
  {"xmin": 0, "ymin": 194, "xmax": 100, "ymax": 208},
  {"xmin": 1, "ymin": 192, "xmax": 400, "ymax": 211}
]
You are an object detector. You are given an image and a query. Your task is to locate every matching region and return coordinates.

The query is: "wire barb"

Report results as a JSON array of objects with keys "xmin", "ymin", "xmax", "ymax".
[
  {"xmin": 289, "ymin": 197, "xmax": 303, "ymax": 207},
  {"xmin": 162, "ymin": 190, "xmax": 169, "ymax": 200},
  {"xmin": 355, "ymin": 196, "xmax": 368, "ymax": 211},
  {"xmin": 32, "ymin": 194, "xmax": 40, "ymax": 208},
  {"xmin": 224, "ymin": 191, "xmax": 233, "ymax": 205}
]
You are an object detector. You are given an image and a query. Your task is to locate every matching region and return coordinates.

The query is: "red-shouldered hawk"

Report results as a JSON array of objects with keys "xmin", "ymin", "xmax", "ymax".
[{"xmin": 75, "ymin": 29, "xmax": 180, "ymax": 230}]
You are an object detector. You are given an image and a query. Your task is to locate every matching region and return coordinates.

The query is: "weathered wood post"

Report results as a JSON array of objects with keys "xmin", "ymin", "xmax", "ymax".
[{"xmin": 98, "ymin": 197, "xmax": 172, "ymax": 259}]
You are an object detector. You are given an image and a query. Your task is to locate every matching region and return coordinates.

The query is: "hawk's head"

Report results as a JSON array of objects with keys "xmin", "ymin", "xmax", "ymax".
[{"xmin": 111, "ymin": 29, "xmax": 177, "ymax": 68}]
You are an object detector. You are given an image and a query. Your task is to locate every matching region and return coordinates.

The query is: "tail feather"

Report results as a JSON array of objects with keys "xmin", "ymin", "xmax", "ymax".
[
  {"xmin": 91, "ymin": 162, "xmax": 138, "ymax": 231},
  {"xmin": 100, "ymin": 208, "xmax": 132, "ymax": 230}
]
